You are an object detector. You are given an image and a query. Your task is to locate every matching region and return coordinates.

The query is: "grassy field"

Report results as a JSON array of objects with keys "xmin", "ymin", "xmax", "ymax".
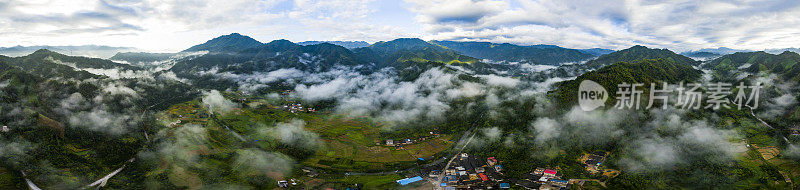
[
  {"xmin": 155, "ymin": 92, "xmax": 458, "ymax": 189},
  {"xmin": 303, "ymin": 115, "xmax": 454, "ymax": 170},
  {"xmin": 313, "ymin": 174, "xmax": 404, "ymax": 189},
  {"xmin": 732, "ymin": 117, "xmax": 797, "ymax": 189}
]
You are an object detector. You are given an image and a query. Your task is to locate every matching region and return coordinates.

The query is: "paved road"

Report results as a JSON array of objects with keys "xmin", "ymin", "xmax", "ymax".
[
  {"xmin": 19, "ymin": 90, "xmax": 202, "ymax": 190},
  {"xmin": 742, "ymin": 103, "xmax": 794, "ymax": 188},
  {"xmin": 85, "ymin": 158, "xmax": 136, "ymax": 189},
  {"xmin": 345, "ymin": 128, "xmax": 475, "ymax": 177},
  {"xmin": 20, "ymin": 171, "xmax": 42, "ymax": 190},
  {"xmin": 745, "ymin": 104, "xmax": 789, "ymax": 143},
  {"xmin": 433, "ymin": 128, "xmax": 477, "ymax": 190}
]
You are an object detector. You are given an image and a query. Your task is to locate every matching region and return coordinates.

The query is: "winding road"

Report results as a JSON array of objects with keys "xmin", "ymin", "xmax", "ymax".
[
  {"xmin": 433, "ymin": 128, "xmax": 477, "ymax": 190},
  {"xmin": 745, "ymin": 104, "xmax": 789, "ymax": 143},
  {"xmin": 741, "ymin": 102, "xmax": 794, "ymax": 187},
  {"xmin": 20, "ymin": 90, "xmax": 202, "ymax": 190}
]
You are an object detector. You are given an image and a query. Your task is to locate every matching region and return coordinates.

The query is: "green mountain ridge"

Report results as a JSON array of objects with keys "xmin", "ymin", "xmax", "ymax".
[
  {"xmin": 551, "ymin": 58, "xmax": 703, "ymax": 108},
  {"xmin": 431, "ymin": 40, "xmax": 595, "ymax": 65},
  {"xmin": 703, "ymin": 51, "xmax": 800, "ymax": 82},
  {"xmin": 357, "ymin": 38, "xmax": 480, "ymax": 66},
  {"xmin": 183, "ymin": 33, "xmax": 264, "ymax": 53},
  {"xmin": 110, "ymin": 52, "xmax": 178, "ymax": 64},
  {"xmin": 584, "ymin": 45, "xmax": 699, "ymax": 69}
]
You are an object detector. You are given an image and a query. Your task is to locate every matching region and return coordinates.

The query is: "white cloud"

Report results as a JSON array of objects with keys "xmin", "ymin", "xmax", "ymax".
[
  {"xmin": 0, "ymin": 0, "xmax": 417, "ymax": 51},
  {"xmin": 267, "ymin": 119, "xmax": 321, "ymax": 150},
  {"xmin": 201, "ymin": 90, "xmax": 239, "ymax": 114},
  {"xmin": 405, "ymin": 0, "xmax": 800, "ymax": 51},
  {"xmin": 478, "ymin": 74, "xmax": 519, "ymax": 88},
  {"xmin": 4, "ymin": 0, "xmax": 800, "ymax": 52},
  {"xmin": 530, "ymin": 117, "xmax": 560, "ymax": 144},
  {"xmin": 481, "ymin": 127, "xmax": 502, "ymax": 141},
  {"xmin": 232, "ymin": 148, "xmax": 295, "ymax": 174},
  {"xmin": 69, "ymin": 108, "xmax": 137, "ymax": 135}
]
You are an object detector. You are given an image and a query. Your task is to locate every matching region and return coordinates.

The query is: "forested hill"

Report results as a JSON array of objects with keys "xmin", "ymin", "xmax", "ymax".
[
  {"xmin": 3, "ymin": 49, "xmax": 138, "ymax": 80},
  {"xmin": 297, "ymin": 41, "xmax": 370, "ymax": 49},
  {"xmin": 583, "ymin": 45, "xmax": 699, "ymax": 69},
  {"xmin": 182, "ymin": 33, "xmax": 264, "ymax": 53},
  {"xmin": 551, "ymin": 58, "xmax": 703, "ymax": 108},
  {"xmin": 354, "ymin": 38, "xmax": 480, "ymax": 67},
  {"xmin": 703, "ymin": 51, "xmax": 800, "ymax": 82},
  {"xmin": 432, "ymin": 40, "xmax": 595, "ymax": 65},
  {"xmin": 110, "ymin": 52, "xmax": 177, "ymax": 64}
]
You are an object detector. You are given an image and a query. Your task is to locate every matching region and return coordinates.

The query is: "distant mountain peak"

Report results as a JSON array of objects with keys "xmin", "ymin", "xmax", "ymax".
[
  {"xmin": 182, "ymin": 33, "xmax": 264, "ymax": 53},
  {"xmin": 628, "ymin": 45, "xmax": 652, "ymax": 50},
  {"xmin": 262, "ymin": 39, "xmax": 300, "ymax": 50},
  {"xmin": 583, "ymin": 45, "xmax": 697, "ymax": 69},
  {"xmin": 297, "ymin": 41, "xmax": 370, "ymax": 49},
  {"xmin": 369, "ymin": 38, "xmax": 439, "ymax": 54},
  {"xmin": 33, "ymin": 48, "xmax": 56, "ymax": 54},
  {"xmin": 430, "ymin": 40, "xmax": 595, "ymax": 65},
  {"xmin": 28, "ymin": 49, "xmax": 66, "ymax": 58},
  {"xmin": 693, "ymin": 47, "xmax": 753, "ymax": 55},
  {"xmin": 621, "ymin": 45, "xmax": 674, "ymax": 52},
  {"xmin": 266, "ymin": 39, "xmax": 294, "ymax": 44},
  {"xmin": 373, "ymin": 38, "xmax": 429, "ymax": 47},
  {"xmin": 779, "ymin": 51, "xmax": 800, "ymax": 56}
]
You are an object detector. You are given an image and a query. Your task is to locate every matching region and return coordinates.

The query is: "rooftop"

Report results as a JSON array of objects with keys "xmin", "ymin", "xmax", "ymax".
[{"xmin": 397, "ymin": 176, "xmax": 423, "ymax": 185}]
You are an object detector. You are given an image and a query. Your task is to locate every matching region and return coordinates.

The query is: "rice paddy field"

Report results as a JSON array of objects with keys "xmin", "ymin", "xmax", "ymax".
[{"xmin": 158, "ymin": 93, "xmax": 456, "ymax": 175}]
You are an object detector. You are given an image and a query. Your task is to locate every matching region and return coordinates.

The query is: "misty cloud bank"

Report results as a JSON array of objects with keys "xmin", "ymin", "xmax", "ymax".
[
  {"xmin": 233, "ymin": 148, "xmax": 295, "ymax": 175},
  {"xmin": 55, "ymin": 82, "xmax": 142, "ymax": 135},
  {"xmin": 521, "ymin": 106, "xmax": 743, "ymax": 173},
  {"xmin": 195, "ymin": 64, "xmax": 574, "ymax": 130},
  {"xmin": 265, "ymin": 119, "xmax": 321, "ymax": 151},
  {"xmin": 202, "ymin": 90, "xmax": 240, "ymax": 114}
]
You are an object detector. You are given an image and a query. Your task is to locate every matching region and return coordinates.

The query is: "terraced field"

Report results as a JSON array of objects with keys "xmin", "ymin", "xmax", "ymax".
[{"xmin": 162, "ymin": 94, "xmax": 456, "ymax": 173}]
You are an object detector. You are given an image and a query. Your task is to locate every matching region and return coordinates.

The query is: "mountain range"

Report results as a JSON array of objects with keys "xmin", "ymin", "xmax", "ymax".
[
  {"xmin": 703, "ymin": 51, "xmax": 800, "ymax": 82},
  {"xmin": 430, "ymin": 40, "xmax": 603, "ymax": 65},
  {"xmin": 583, "ymin": 45, "xmax": 699, "ymax": 69},
  {"xmin": 297, "ymin": 41, "xmax": 370, "ymax": 49},
  {"xmin": 4, "ymin": 32, "xmax": 800, "ymax": 190},
  {"xmin": 0, "ymin": 45, "xmax": 138, "ymax": 59}
]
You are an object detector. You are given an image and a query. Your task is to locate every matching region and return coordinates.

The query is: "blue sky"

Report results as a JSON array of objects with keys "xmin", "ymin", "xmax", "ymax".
[{"xmin": 1, "ymin": 0, "xmax": 799, "ymax": 52}]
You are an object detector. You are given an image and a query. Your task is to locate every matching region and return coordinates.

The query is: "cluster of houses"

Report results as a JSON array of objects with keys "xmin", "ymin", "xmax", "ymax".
[
  {"xmin": 385, "ymin": 138, "xmax": 413, "ymax": 147},
  {"xmin": 276, "ymin": 90, "xmax": 316, "ymax": 113},
  {"xmin": 791, "ymin": 125, "xmax": 800, "ymax": 136},
  {"xmin": 280, "ymin": 90, "xmax": 293, "ymax": 97},
  {"xmin": 275, "ymin": 168, "xmax": 319, "ymax": 188},
  {"xmin": 277, "ymin": 179, "xmax": 299, "ymax": 188},
  {"xmin": 514, "ymin": 167, "xmax": 568, "ymax": 189},
  {"xmin": 284, "ymin": 102, "xmax": 315, "ymax": 113},
  {"xmin": 513, "ymin": 151, "xmax": 619, "ymax": 189},
  {"xmin": 384, "ymin": 131, "xmax": 440, "ymax": 149},
  {"xmin": 579, "ymin": 151, "xmax": 607, "ymax": 173},
  {"xmin": 579, "ymin": 151, "xmax": 619, "ymax": 178},
  {"xmin": 435, "ymin": 153, "xmax": 510, "ymax": 189}
]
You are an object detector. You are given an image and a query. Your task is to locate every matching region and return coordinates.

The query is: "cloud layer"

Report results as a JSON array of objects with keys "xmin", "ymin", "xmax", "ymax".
[
  {"xmin": 408, "ymin": 0, "xmax": 800, "ymax": 51},
  {"xmin": 3, "ymin": 0, "xmax": 800, "ymax": 52}
]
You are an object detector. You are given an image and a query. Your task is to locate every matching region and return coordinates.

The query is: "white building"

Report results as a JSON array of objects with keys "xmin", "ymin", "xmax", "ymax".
[
  {"xmin": 1, "ymin": 126, "xmax": 8, "ymax": 133},
  {"xmin": 278, "ymin": 181, "xmax": 288, "ymax": 188}
]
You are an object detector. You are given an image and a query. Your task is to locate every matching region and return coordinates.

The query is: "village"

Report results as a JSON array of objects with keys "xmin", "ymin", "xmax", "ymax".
[
  {"xmin": 163, "ymin": 90, "xmax": 623, "ymax": 190},
  {"xmin": 386, "ymin": 150, "xmax": 619, "ymax": 190},
  {"xmin": 279, "ymin": 90, "xmax": 316, "ymax": 114}
]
